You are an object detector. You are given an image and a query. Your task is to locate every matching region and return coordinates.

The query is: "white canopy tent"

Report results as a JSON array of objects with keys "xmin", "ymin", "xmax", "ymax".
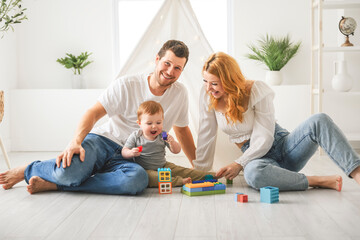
[
  {"xmin": 117, "ymin": 0, "xmax": 213, "ymax": 134},
  {"xmin": 117, "ymin": 0, "xmax": 241, "ymax": 166}
]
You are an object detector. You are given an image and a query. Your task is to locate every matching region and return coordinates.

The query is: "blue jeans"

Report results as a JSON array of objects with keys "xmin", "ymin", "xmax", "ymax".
[
  {"xmin": 24, "ymin": 134, "xmax": 148, "ymax": 195},
  {"xmin": 242, "ymin": 113, "xmax": 360, "ymax": 191}
]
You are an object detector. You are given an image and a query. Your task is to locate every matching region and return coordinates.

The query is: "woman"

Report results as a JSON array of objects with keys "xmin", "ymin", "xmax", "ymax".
[{"xmin": 193, "ymin": 52, "xmax": 360, "ymax": 191}]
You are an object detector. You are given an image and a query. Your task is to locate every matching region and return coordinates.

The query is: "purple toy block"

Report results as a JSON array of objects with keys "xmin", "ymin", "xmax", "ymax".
[{"xmin": 162, "ymin": 131, "xmax": 168, "ymax": 140}]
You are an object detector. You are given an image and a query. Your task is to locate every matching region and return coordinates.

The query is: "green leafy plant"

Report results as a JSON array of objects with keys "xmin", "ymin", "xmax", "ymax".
[
  {"xmin": 0, "ymin": 0, "xmax": 27, "ymax": 38},
  {"xmin": 246, "ymin": 34, "xmax": 301, "ymax": 71},
  {"xmin": 57, "ymin": 52, "xmax": 93, "ymax": 75}
]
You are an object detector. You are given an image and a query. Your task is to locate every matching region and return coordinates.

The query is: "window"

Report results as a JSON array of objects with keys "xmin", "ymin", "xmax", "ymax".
[{"xmin": 113, "ymin": 0, "xmax": 230, "ymax": 76}]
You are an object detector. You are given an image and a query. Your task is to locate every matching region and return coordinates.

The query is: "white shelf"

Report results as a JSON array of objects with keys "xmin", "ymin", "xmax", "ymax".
[
  {"xmin": 322, "ymin": 0, "xmax": 360, "ymax": 9},
  {"xmin": 324, "ymin": 91, "xmax": 360, "ymax": 96},
  {"xmin": 311, "ymin": 0, "xmax": 360, "ymax": 143},
  {"xmin": 323, "ymin": 46, "xmax": 360, "ymax": 52}
]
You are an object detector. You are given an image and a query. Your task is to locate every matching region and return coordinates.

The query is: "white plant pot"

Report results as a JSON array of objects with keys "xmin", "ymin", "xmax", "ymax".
[
  {"xmin": 72, "ymin": 74, "xmax": 84, "ymax": 89},
  {"xmin": 265, "ymin": 71, "xmax": 283, "ymax": 86},
  {"xmin": 332, "ymin": 60, "xmax": 353, "ymax": 92}
]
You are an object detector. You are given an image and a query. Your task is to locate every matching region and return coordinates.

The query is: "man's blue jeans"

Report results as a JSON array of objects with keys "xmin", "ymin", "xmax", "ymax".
[
  {"xmin": 24, "ymin": 134, "xmax": 148, "ymax": 195},
  {"xmin": 242, "ymin": 113, "xmax": 360, "ymax": 191}
]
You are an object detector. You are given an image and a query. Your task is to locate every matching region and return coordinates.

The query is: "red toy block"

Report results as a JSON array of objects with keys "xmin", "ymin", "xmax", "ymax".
[
  {"xmin": 138, "ymin": 146, "xmax": 143, "ymax": 152},
  {"xmin": 235, "ymin": 193, "xmax": 248, "ymax": 202}
]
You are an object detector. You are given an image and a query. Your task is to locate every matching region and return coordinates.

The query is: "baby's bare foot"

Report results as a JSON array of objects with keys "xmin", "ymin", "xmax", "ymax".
[
  {"xmin": 0, "ymin": 165, "xmax": 27, "ymax": 190},
  {"xmin": 182, "ymin": 177, "xmax": 192, "ymax": 185},
  {"xmin": 27, "ymin": 176, "xmax": 57, "ymax": 194}
]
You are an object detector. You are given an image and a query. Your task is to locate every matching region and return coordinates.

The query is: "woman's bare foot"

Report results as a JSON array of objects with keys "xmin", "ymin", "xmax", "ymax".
[
  {"xmin": 182, "ymin": 177, "xmax": 192, "ymax": 185},
  {"xmin": 0, "ymin": 165, "xmax": 28, "ymax": 190},
  {"xmin": 27, "ymin": 176, "xmax": 57, "ymax": 194},
  {"xmin": 307, "ymin": 175, "xmax": 342, "ymax": 191}
]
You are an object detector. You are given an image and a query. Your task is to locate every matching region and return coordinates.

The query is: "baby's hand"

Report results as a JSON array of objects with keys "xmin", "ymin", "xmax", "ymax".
[
  {"xmin": 131, "ymin": 147, "xmax": 141, "ymax": 157},
  {"xmin": 165, "ymin": 134, "xmax": 174, "ymax": 143}
]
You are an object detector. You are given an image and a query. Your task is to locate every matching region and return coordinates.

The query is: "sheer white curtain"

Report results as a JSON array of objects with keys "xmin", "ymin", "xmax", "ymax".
[{"xmin": 116, "ymin": 0, "xmax": 213, "ymax": 135}]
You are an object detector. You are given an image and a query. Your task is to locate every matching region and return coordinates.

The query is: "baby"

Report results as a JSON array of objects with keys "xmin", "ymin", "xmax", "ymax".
[{"xmin": 121, "ymin": 100, "xmax": 214, "ymax": 187}]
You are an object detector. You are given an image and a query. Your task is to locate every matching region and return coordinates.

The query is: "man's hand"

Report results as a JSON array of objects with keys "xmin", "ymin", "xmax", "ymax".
[
  {"xmin": 216, "ymin": 162, "xmax": 243, "ymax": 180},
  {"xmin": 56, "ymin": 140, "xmax": 85, "ymax": 168}
]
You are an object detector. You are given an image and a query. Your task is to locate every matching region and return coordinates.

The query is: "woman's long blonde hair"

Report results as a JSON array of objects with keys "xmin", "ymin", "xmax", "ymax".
[{"xmin": 202, "ymin": 52, "xmax": 249, "ymax": 123}]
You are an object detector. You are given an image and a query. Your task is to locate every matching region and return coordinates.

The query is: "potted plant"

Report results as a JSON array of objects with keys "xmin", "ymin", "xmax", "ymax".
[
  {"xmin": 246, "ymin": 34, "xmax": 301, "ymax": 85},
  {"xmin": 57, "ymin": 52, "xmax": 93, "ymax": 89},
  {"xmin": 0, "ymin": 0, "xmax": 27, "ymax": 38}
]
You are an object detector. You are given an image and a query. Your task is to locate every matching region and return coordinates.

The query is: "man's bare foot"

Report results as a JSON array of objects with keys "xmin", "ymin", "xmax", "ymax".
[
  {"xmin": 307, "ymin": 175, "xmax": 342, "ymax": 191},
  {"xmin": 0, "ymin": 165, "xmax": 27, "ymax": 190},
  {"xmin": 182, "ymin": 177, "xmax": 192, "ymax": 185},
  {"xmin": 27, "ymin": 176, "xmax": 57, "ymax": 194}
]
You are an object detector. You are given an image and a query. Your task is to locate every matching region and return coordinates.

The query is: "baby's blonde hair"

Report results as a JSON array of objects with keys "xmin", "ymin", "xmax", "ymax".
[{"xmin": 137, "ymin": 101, "xmax": 164, "ymax": 121}]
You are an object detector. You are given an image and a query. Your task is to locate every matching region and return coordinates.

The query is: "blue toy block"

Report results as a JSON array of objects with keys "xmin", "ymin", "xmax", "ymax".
[
  {"xmin": 214, "ymin": 183, "xmax": 226, "ymax": 190},
  {"xmin": 260, "ymin": 186, "xmax": 279, "ymax": 203},
  {"xmin": 192, "ymin": 179, "xmax": 218, "ymax": 184},
  {"xmin": 202, "ymin": 186, "xmax": 214, "ymax": 191},
  {"xmin": 183, "ymin": 185, "xmax": 202, "ymax": 192}
]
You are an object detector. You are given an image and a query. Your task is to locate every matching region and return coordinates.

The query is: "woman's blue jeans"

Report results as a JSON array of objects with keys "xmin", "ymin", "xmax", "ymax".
[
  {"xmin": 242, "ymin": 113, "xmax": 360, "ymax": 191},
  {"xmin": 24, "ymin": 134, "xmax": 149, "ymax": 195}
]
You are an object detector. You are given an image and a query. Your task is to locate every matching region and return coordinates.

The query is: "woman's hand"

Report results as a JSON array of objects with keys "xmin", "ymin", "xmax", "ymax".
[
  {"xmin": 216, "ymin": 162, "xmax": 243, "ymax": 180},
  {"xmin": 56, "ymin": 140, "xmax": 85, "ymax": 168}
]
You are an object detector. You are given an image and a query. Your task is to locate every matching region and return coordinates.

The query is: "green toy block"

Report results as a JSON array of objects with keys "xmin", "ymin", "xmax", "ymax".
[
  {"xmin": 226, "ymin": 179, "xmax": 233, "ymax": 184},
  {"xmin": 182, "ymin": 188, "xmax": 225, "ymax": 196}
]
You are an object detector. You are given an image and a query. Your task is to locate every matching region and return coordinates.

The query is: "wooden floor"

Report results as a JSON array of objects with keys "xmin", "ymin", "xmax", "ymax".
[{"xmin": 0, "ymin": 152, "xmax": 360, "ymax": 240}]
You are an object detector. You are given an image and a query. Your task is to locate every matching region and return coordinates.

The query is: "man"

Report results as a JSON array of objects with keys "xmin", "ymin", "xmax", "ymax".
[{"xmin": 0, "ymin": 40, "xmax": 196, "ymax": 195}]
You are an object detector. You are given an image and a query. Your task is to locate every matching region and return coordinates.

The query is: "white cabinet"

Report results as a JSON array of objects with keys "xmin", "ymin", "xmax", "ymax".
[{"xmin": 311, "ymin": 0, "xmax": 360, "ymax": 141}]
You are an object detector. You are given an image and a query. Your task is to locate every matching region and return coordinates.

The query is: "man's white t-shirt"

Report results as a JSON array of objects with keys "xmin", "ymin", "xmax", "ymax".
[{"xmin": 91, "ymin": 73, "xmax": 189, "ymax": 146}]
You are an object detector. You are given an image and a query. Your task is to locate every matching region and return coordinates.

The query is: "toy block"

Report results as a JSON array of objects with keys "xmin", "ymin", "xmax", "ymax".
[
  {"xmin": 204, "ymin": 175, "xmax": 214, "ymax": 180},
  {"xmin": 158, "ymin": 182, "xmax": 172, "ymax": 194},
  {"xmin": 138, "ymin": 146, "xmax": 143, "ymax": 152},
  {"xmin": 182, "ymin": 181, "xmax": 226, "ymax": 197},
  {"xmin": 161, "ymin": 131, "xmax": 168, "ymax": 140},
  {"xmin": 185, "ymin": 182, "xmax": 214, "ymax": 189},
  {"xmin": 235, "ymin": 193, "xmax": 248, "ymax": 202},
  {"xmin": 226, "ymin": 179, "xmax": 233, "ymax": 184},
  {"xmin": 157, "ymin": 168, "xmax": 171, "ymax": 182},
  {"xmin": 214, "ymin": 182, "xmax": 226, "ymax": 190},
  {"xmin": 202, "ymin": 186, "xmax": 215, "ymax": 191},
  {"xmin": 260, "ymin": 186, "xmax": 279, "ymax": 203},
  {"xmin": 182, "ymin": 188, "xmax": 225, "ymax": 196},
  {"xmin": 183, "ymin": 185, "xmax": 202, "ymax": 193},
  {"xmin": 192, "ymin": 179, "xmax": 218, "ymax": 184}
]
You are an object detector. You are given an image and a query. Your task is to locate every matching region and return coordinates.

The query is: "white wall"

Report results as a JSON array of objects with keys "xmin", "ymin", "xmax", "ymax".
[
  {"xmin": 3, "ymin": 0, "xmax": 360, "ymax": 153},
  {"xmin": 16, "ymin": 0, "xmax": 114, "ymax": 89},
  {"xmin": 232, "ymin": 0, "xmax": 311, "ymax": 85},
  {"xmin": 0, "ymin": 31, "xmax": 18, "ymax": 152}
]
